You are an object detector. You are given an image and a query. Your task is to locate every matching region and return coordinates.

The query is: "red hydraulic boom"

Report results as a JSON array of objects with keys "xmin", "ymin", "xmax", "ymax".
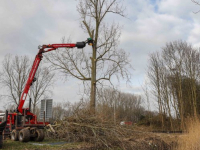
[
  {"xmin": 19, "ymin": 38, "xmax": 93, "ymax": 121},
  {"xmin": 19, "ymin": 43, "xmax": 81, "ymax": 114}
]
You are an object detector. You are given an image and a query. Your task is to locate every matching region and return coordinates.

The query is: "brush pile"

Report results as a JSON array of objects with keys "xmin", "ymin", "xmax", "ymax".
[
  {"xmin": 46, "ymin": 114, "xmax": 133, "ymax": 149},
  {"xmin": 45, "ymin": 113, "xmax": 176, "ymax": 150}
]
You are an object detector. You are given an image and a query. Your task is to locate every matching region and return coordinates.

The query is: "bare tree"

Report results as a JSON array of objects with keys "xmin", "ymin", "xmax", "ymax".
[
  {"xmin": 191, "ymin": 0, "xmax": 200, "ymax": 13},
  {"xmin": 46, "ymin": 0, "xmax": 132, "ymax": 113},
  {"xmin": 0, "ymin": 54, "xmax": 55, "ymax": 112},
  {"xmin": 182, "ymin": 46, "xmax": 200, "ymax": 118},
  {"xmin": 192, "ymin": 0, "xmax": 200, "ymax": 5},
  {"xmin": 148, "ymin": 52, "xmax": 165, "ymax": 129},
  {"xmin": 30, "ymin": 67, "xmax": 55, "ymax": 114},
  {"xmin": 0, "ymin": 54, "xmax": 30, "ymax": 105},
  {"xmin": 141, "ymin": 80, "xmax": 151, "ymax": 113},
  {"xmin": 52, "ymin": 102, "xmax": 66, "ymax": 120},
  {"xmin": 52, "ymin": 100, "xmax": 89, "ymax": 120}
]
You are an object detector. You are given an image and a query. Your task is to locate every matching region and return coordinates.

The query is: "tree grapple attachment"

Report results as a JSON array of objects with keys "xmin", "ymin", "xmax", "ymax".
[
  {"xmin": 76, "ymin": 38, "xmax": 94, "ymax": 48},
  {"xmin": 87, "ymin": 38, "xmax": 94, "ymax": 46}
]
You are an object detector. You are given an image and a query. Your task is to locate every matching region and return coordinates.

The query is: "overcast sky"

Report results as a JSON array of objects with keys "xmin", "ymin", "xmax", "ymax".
[{"xmin": 0, "ymin": 0, "xmax": 200, "ymax": 110}]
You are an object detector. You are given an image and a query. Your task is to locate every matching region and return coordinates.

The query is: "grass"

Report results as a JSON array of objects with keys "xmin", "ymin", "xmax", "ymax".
[{"xmin": 2, "ymin": 138, "xmax": 84, "ymax": 150}]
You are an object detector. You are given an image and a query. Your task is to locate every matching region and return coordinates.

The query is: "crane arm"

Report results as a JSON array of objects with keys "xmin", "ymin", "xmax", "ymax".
[{"xmin": 18, "ymin": 38, "xmax": 93, "ymax": 114}]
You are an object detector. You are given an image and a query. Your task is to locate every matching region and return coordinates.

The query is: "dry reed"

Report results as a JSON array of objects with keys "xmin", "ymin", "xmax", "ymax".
[{"xmin": 177, "ymin": 118, "xmax": 200, "ymax": 150}]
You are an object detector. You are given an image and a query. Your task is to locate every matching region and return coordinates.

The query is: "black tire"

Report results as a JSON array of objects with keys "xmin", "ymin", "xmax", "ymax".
[
  {"xmin": 18, "ymin": 129, "xmax": 30, "ymax": 142},
  {"xmin": 33, "ymin": 129, "xmax": 45, "ymax": 142},
  {"xmin": 0, "ymin": 134, "xmax": 2, "ymax": 149},
  {"xmin": 11, "ymin": 129, "xmax": 19, "ymax": 141}
]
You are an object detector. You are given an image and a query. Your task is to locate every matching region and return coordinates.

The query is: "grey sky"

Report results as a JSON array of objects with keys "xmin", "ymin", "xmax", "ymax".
[{"xmin": 0, "ymin": 0, "xmax": 199, "ymax": 110}]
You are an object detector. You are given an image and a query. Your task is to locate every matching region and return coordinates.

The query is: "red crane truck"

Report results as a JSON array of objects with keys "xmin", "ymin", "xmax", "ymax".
[{"xmin": 0, "ymin": 38, "xmax": 93, "ymax": 148}]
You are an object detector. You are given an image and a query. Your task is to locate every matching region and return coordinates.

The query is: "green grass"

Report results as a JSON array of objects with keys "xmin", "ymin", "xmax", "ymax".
[{"xmin": 2, "ymin": 138, "xmax": 82, "ymax": 150}]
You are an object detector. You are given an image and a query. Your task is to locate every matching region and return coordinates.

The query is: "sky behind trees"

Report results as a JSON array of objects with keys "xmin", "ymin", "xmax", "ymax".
[{"xmin": 0, "ymin": 0, "xmax": 199, "ymax": 110}]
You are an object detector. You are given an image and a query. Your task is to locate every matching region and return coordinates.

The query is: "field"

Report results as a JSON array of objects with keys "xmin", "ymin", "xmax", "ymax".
[{"xmin": 1, "ymin": 138, "xmax": 89, "ymax": 150}]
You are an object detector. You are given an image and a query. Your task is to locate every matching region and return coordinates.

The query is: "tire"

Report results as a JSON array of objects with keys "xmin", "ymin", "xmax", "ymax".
[
  {"xmin": 0, "ymin": 134, "xmax": 2, "ymax": 149},
  {"xmin": 11, "ymin": 130, "xmax": 19, "ymax": 141},
  {"xmin": 33, "ymin": 129, "xmax": 45, "ymax": 142},
  {"xmin": 18, "ymin": 129, "xmax": 30, "ymax": 142}
]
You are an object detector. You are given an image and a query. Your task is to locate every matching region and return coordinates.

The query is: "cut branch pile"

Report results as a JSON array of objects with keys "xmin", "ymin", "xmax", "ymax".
[
  {"xmin": 45, "ymin": 114, "xmax": 175, "ymax": 149},
  {"xmin": 45, "ymin": 115, "xmax": 133, "ymax": 149}
]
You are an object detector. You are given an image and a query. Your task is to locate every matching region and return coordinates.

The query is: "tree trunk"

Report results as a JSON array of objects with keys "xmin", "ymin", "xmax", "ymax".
[
  {"xmin": 90, "ymin": 46, "xmax": 97, "ymax": 114},
  {"xmin": 33, "ymin": 103, "xmax": 36, "ymax": 114}
]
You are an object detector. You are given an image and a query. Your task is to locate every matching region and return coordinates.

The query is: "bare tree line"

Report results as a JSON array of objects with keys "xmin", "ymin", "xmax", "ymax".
[
  {"xmin": 148, "ymin": 40, "xmax": 200, "ymax": 130},
  {"xmin": 97, "ymin": 88, "xmax": 144, "ymax": 123},
  {"xmin": 50, "ymin": 88, "xmax": 144, "ymax": 124}
]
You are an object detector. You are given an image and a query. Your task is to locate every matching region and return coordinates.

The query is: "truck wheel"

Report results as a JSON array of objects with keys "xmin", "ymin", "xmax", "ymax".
[
  {"xmin": 11, "ymin": 129, "xmax": 19, "ymax": 141},
  {"xmin": 0, "ymin": 134, "xmax": 2, "ymax": 149},
  {"xmin": 18, "ymin": 129, "xmax": 30, "ymax": 142},
  {"xmin": 34, "ymin": 129, "xmax": 44, "ymax": 142}
]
